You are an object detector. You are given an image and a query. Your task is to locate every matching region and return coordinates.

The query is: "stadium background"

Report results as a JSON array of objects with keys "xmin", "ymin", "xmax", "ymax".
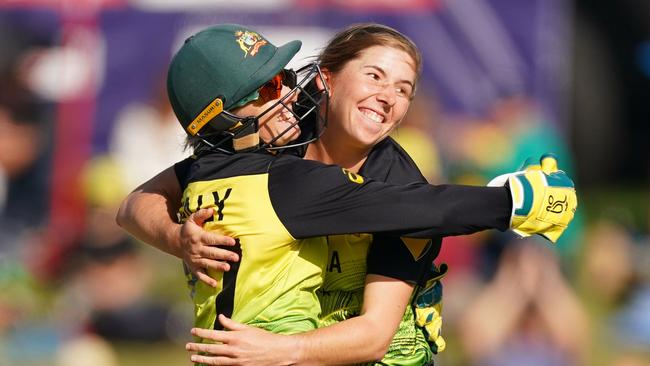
[{"xmin": 0, "ymin": 0, "xmax": 648, "ymax": 365}]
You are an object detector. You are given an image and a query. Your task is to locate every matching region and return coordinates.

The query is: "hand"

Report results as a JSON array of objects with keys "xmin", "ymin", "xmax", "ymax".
[
  {"xmin": 414, "ymin": 263, "xmax": 448, "ymax": 354},
  {"xmin": 186, "ymin": 314, "xmax": 295, "ymax": 366},
  {"xmin": 488, "ymin": 153, "xmax": 577, "ymax": 243},
  {"xmin": 180, "ymin": 208, "xmax": 239, "ymax": 287}
]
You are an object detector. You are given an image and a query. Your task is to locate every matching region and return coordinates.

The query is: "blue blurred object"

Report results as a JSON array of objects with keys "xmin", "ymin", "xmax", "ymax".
[
  {"xmin": 3, "ymin": 325, "xmax": 61, "ymax": 363},
  {"xmin": 614, "ymin": 284, "xmax": 650, "ymax": 348},
  {"xmin": 636, "ymin": 41, "xmax": 650, "ymax": 79}
]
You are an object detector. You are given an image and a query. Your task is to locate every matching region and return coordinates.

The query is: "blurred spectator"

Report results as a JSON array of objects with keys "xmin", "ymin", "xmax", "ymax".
[
  {"xmin": 441, "ymin": 95, "xmax": 572, "ymax": 182},
  {"xmin": 0, "ymin": 20, "xmax": 52, "ymax": 250},
  {"xmin": 56, "ymin": 334, "xmax": 118, "ymax": 366},
  {"xmin": 55, "ymin": 155, "xmax": 183, "ymax": 342},
  {"xmin": 109, "ymin": 75, "xmax": 187, "ymax": 192},
  {"xmin": 581, "ymin": 214, "xmax": 650, "ymax": 365},
  {"xmin": 390, "ymin": 91, "xmax": 444, "ymax": 183},
  {"xmin": 458, "ymin": 240, "xmax": 589, "ymax": 366},
  {"xmin": 581, "ymin": 218, "xmax": 636, "ymax": 307},
  {"xmin": 438, "ymin": 94, "xmax": 583, "ymax": 258}
]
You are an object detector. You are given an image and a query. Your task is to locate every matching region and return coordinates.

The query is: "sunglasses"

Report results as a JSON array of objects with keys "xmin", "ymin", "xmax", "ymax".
[{"xmin": 258, "ymin": 69, "xmax": 297, "ymax": 101}]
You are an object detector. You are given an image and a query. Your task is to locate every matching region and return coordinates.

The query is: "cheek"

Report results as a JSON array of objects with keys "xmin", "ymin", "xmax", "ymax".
[
  {"xmin": 390, "ymin": 101, "xmax": 411, "ymax": 125},
  {"xmin": 257, "ymin": 112, "xmax": 280, "ymax": 136}
]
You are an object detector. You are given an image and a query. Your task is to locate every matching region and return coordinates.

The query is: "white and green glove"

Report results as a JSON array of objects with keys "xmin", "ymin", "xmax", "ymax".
[{"xmin": 488, "ymin": 153, "xmax": 577, "ymax": 243}]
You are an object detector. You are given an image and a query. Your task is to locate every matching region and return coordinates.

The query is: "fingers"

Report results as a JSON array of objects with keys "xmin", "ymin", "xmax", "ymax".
[
  {"xmin": 189, "ymin": 354, "xmax": 234, "ymax": 366},
  {"xmin": 186, "ymin": 341, "xmax": 233, "ymax": 355},
  {"xmin": 187, "ymin": 209, "xmax": 237, "ymax": 246},
  {"xmin": 190, "ymin": 208, "xmax": 215, "ymax": 225},
  {"xmin": 186, "ymin": 335, "xmax": 237, "ymax": 365},
  {"xmin": 183, "ymin": 218, "xmax": 237, "ymax": 248},
  {"xmin": 202, "ymin": 232, "xmax": 237, "ymax": 247},
  {"xmin": 197, "ymin": 246, "xmax": 240, "ymax": 263},
  {"xmin": 218, "ymin": 314, "xmax": 247, "ymax": 331},
  {"xmin": 191, "ymin": 327, "xmax": 231, "ymax": 343},
  {"xmin": 540, "ymin": 153, "xmax": 558, "ymax": 174},
  {"xmin": 194, "ymin": 268, "xmax": 219, "ymax": 287},
  {"xmin": 197, "ymin": 258, "xmax": 232, "ymax": 273}
]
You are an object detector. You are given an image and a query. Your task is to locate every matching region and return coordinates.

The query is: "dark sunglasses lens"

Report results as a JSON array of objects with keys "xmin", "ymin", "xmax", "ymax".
[
  {"xmin": 282, "ymin": 69, "xmax": 297, "ymax": 89},
  {"xmin": 260, "ymin": 74, "xmax": 282, "ymax": 100}
]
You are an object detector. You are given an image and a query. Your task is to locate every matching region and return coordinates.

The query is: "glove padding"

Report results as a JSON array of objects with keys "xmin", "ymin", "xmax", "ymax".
[
  {"xmin": 488, "ymin": 153, "xmax": 577, "ymax": 243},
  {"xmin": 414, "ymin": 263, "xmax": 448, "ymax": 354}
]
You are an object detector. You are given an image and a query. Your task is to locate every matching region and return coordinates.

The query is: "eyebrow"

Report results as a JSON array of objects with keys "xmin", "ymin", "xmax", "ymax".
[{"xmin": 363, "ymin": 65, "xmax": 415, "ymax": 90}]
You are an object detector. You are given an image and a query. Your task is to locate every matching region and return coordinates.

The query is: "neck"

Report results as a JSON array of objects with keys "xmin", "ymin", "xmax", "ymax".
[{"xmin": 305, "ymin": 132, "xmax": 371, "ymax": 173}]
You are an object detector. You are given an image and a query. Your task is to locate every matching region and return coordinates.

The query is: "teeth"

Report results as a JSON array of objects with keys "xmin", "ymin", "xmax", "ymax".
[
  {"xmin": 361, "ymin": 108, "xmax": 383, "ymax": 123},
  {"xmin": 279, "ymin": 108, "xmax": 296, "ymax": 123}
]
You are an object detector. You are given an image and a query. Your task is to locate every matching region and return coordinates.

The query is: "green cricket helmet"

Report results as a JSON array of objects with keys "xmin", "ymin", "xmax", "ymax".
[{"xmin": 167, "ymin": 24, "xmax": 328, "ymax": 152}]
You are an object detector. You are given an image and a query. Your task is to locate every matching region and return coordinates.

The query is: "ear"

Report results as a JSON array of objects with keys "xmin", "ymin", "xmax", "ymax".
[{"xmin": 316, "ymin": 67, "xmax": 332, "ymax": 96}]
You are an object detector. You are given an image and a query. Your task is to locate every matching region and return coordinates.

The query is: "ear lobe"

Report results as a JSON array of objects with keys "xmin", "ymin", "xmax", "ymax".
[{"xmin": 316, "ymin": 68, "xmax": 332, "ymax": 96}]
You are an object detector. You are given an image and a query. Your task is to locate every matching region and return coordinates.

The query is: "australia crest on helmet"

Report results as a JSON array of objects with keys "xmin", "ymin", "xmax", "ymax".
[{"xmin": 235, "ymin": 30, "xmax": 268, "ymax": 57}]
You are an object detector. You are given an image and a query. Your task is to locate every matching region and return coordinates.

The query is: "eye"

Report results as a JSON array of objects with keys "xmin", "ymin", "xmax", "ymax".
[
  {"xmin": 396, "ymin": 85, "xmax": 413, "ymax": 98},
  {"xmin": 367, "ymin": 72, "xmax": 380, "ymax": 81}
]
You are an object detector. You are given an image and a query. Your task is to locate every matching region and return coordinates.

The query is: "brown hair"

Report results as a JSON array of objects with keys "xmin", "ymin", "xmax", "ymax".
[{"xmin": 318, "ymin": 23, "xmax": 422, "ymax": 94}]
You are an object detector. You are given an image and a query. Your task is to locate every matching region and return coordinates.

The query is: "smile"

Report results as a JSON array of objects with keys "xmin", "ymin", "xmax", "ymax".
[{"xmin": 359, "ymin": 108, "xmax": 384, "ymax": 124}]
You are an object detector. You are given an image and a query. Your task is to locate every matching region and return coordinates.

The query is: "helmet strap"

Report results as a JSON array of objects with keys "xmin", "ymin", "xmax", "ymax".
[
  {"xmin": 231, "ymin": 116, "xmax": 260, "ymax": 152},
  {"xmin": 233, "ymin": 132, "xmax": 260, "ymax": 152}
]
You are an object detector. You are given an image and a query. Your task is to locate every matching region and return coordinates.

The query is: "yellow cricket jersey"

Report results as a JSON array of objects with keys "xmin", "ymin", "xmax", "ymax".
[
  {"xmin": 181, "ymin": 174, "xmax": 327, "ymax": 334},
  {"xmin": 174, "ymin": 138, "xmax": 511, "ymax": 349}
]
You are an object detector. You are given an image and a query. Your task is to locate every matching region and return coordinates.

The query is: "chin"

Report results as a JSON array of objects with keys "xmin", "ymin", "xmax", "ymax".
[
  {"xmin": 276, "ymin": 131, "xmax": 300, "ymax": 146},
  {"xmin": 352, "ymin": 132, "xmax": 384, "ymax": 149}
]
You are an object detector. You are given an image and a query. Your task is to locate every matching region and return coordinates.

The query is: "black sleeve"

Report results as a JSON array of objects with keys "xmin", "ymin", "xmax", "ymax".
[
  {"xmin": 363, "ymin": 138, "xmax": 440, "ymax": 282},
  {"xmin": 268, "ymin": 157, "xmax": 511, "ymax": 239},
  {"xmin": 366, "ymin": 235, "xmax": 441, "ymax": 283},
  {"xmin": 360, "ymin": 136, "xmax": 428, "ymax": 185},
  {"xmin": 173, "ymin": 156, "xmax": 195, "ymax": 187}
]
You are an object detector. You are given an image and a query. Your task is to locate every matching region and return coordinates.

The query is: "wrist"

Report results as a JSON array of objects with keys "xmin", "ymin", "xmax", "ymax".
[
  {"xmin": 167, "ymin": 223, "xmax": 184, "ymax": 258},
  {"xmin": 290, "ymin": 334, "xmax": 310, "ymax": 365}
]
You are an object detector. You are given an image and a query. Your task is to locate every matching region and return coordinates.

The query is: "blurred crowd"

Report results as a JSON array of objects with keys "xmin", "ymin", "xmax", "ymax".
[{"xmin": 1, "ymin": 4, "xmax": 650, "ymax": 366}]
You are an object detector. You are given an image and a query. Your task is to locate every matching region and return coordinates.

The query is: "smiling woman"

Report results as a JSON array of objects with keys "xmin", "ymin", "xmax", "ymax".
[
  {"xmin": 304, "ymin": 25, "xmax": 422, "ymax": 172},
  {"xmin": 311, "ymin": 46, "xmax": 417, "ymax": 159}
]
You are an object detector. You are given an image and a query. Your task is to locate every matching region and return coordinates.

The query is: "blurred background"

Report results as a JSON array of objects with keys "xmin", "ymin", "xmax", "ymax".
[{"xmin": 0, "ymin": 0, "xmax": 648, "ymax": 365}]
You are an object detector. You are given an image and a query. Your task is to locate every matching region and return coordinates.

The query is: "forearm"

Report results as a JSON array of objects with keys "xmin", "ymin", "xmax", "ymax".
[
  {"xmin": 291, "ymin": 315, "xmax": 388, "ymax": 365},
  {"xmin": 291, "ymin": 276, "xmax": 412, "ymax": 365},
  {"xmin": 116, "ymin": 167, "xmax": 183, "ymax": 257},
  {"xmin": 117, "ymin": 190, "xmax": 182, "ymax": 257},
  {"xmin": 187, "ymin": 277, "xmax": 412, "ymax": 366}
]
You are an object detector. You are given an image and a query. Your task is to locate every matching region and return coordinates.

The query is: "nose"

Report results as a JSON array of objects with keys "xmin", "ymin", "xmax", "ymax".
[
  {"xmin": 376, "ymin": 84, "xmax": 396, "ymax": 110},
  {"xmin": 283, "ymin": 84, "xmax": 300, "ymax": 104}
]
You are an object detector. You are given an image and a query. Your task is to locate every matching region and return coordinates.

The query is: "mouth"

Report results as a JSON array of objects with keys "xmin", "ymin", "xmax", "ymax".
[
  {"xmin": 359, "ymin": 107, "xmax": 385, "ymax": 124},
  {"xmin": 278, "ymin": 108, "xmax": 299, "ymax": 127}
]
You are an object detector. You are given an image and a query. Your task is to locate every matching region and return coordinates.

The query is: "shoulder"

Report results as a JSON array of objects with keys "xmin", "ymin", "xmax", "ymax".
[
  {"xmin": 182, "ymin": 151, "xmax": 280, "ymax": 185},
  {"xmin": 361, "ymin": 137, "xmax": 427, "ymax": 184},
  {"xmin": 173, "ymin": 156, "xmax": 196, "ymax": 188}
]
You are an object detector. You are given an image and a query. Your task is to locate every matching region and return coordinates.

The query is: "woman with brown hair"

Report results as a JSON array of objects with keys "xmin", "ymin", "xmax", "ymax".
[{"xmin": 117, "ymin": 23, "xmax": 574, "ymax": 366}]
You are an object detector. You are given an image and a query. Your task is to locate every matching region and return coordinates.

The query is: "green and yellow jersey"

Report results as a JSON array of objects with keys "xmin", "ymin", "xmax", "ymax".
[
  {"xmin": 174, "ymin": 145, "xmax": 510, "ymax": 343},
  {"xmin": 319, "ymin": 138, "xmax": 439, "ymax": 365}
]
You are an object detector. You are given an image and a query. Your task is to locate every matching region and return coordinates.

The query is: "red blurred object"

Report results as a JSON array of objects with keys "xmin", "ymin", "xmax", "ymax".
[
  {"xmin": 296, "ymin": 0, "xmax": 441, "ymax": 12},
  {"xmin": 33, "ymin": 14, "xmax": 101, "ymax": 281},
  {"xmin": 0, "ymin": 0, "xmax": 125, "ymax": 9}
]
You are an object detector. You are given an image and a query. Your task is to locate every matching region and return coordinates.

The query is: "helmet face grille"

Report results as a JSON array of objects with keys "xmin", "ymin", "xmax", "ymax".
[
  {"xmin": 197, "ymin": 62, "xmax": 329, "ymax": 154},
  {"xmin": 258, "ymin": 63, "xmax": 329, "ymax": 151}
]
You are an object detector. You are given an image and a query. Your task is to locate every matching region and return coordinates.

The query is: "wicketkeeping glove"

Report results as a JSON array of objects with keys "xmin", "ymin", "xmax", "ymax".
[
  {"xmin": 488, "ymin": 153, "xmax": 577, "ymax": 243},
  {"xmin": 414, "ymin": 263, "xmax": 448, "ymax": 354}
]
